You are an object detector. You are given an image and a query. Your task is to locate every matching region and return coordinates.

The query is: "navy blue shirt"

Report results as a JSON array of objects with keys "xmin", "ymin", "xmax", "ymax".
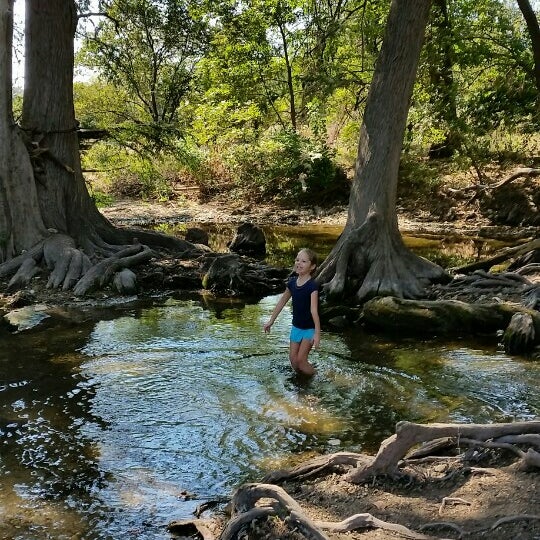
[{"xmin": 287, "ymin": 276, "xmax": 319, "ymax": 329}]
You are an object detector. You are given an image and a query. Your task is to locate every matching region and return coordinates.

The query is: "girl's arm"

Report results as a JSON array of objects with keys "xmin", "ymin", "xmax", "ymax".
[
  {"xmin": 310, "ymin": 290, "xmax": 321, "ymax": 349},
  {"xmin": 263, "ymin": 289, "xmax": 292, "ymax": 332}
]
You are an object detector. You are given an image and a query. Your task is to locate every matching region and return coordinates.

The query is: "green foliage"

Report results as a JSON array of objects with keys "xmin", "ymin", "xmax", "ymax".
[
  {"xmin": 195, "ymin": 130, "xmax": 344, "ymax": 203},
  {"xmin": 73, "ymin": 0, "xmax": 540, "ymax": 207},
  {"xmin": 89, "ymin": 189, "xmax": 115, "ymax": 208},
  {"xmin": 82, "ymin": 140, "xmax": 198, "ymax": 201},
  {"xmin": 12, "ymin": 94, "xmax": 23, "ymax": 121},
  {"xmin": 78, "ymin": 0, "xmax": 209, "ymax": 152},
  {"xmin": 398, "ymin": 156, "xmax": 443, "ymax": 202}
]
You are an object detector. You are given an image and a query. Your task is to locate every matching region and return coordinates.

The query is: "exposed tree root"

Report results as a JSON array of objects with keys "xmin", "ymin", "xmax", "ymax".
[
  {"xmin": 258, "ymin": 422, "xmax": 540, "ymax": 486},
  {"xmin": 360, "ymin": 295, "xmax": 540, "ymax": 353},
  {"xmin": 73, "ymin": 242, "xmax": 153, "ymax": 296},
  {"xmin": 363, "ymin": 295, "xmax": 539, "ymax": 334},
  {"xmin": 167, "ymin": 518, "xmax": 216, "ymax": 540},
  {"xmin": 453, "ymin": 239, "xmax": 540, "ymax": 274},
  {"xmin": 0, "ymin": 242, "xmax": 45, "ymax": 288},
  {"xmin": 502, "ymin": 312, "xmax": 536, "ymax": 353},
  {"xmin": 43, "ymin": 234, "xmax": 92, "ymax": 290},
  {"xmin": 262, "ymin": 451, "xmax": 371, "ymax": 484},
  {"xmin": 220, "ymin": 483, "xmax": 434, "ymax": 540},
  {"xmin": 169, "ymin": 421, "xmax": 540, "ymax": 540},
  {"xmin": 202, "ymin": 253, "xmax": 290, "ymax": 297},
  {"xmin": 438, "ymin": 497, "xmax": 471, "ymax": 515},
  {"xmin": 345, "ymin": 421, "xmax": 540, "ymax": 483},
  {"xmin": 0, "ymin": 233, "xmax": 155, "ymax": 296},
  {"xmin": 318, "ymin": 210, "xmax": 449, "ymax": 302}
]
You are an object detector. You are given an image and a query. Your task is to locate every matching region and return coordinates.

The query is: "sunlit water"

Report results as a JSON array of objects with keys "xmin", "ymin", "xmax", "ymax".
[{"xmin": 1, "ymin": 225, "xmax": 538, "ymax": 540}]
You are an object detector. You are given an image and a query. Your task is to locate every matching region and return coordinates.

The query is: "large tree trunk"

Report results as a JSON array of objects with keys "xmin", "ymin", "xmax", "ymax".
[
  {"xmin": 0, "ymin": 0, "xmax": 193, "ymax": 295},
  {"xmin": 317, "ymin": 0, "xmax": 448, "ymax": 302},
  {"xmin": 517, "ymin": 0, "xmax": 540, "ymax": 104},
  {"xmin": 0, "ymin": 0, "xmax": 48, "ymax": 260},
  {"xmin": 0, "ymin": 0, "xmax": 11, "ymax": 261}
]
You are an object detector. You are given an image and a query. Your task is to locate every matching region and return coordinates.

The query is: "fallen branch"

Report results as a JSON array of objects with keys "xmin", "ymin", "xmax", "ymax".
[
  {"xmin": 451, "ymin": 167, "xmax": 540, "ymax": 202},
  {"xmin": 489, "ymin": 167, "xmax": 540, "ymax": 190}
]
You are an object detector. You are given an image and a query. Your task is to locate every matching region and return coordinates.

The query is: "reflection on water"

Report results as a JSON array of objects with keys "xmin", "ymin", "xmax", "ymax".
[
  {"xmin": 155, "ymin": 221, "xmax": 523, "ymax": 269},
  {"xmin": 1, "ymin": 295, "xmax": 539, "ymax": 539}
]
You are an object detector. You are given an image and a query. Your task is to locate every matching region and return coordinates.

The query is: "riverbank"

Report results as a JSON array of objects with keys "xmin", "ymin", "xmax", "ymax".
[
  {"xmin": 100, "ymin": 196, "xmax": 538, "ymax": 242},
  {"xmin": 212, "ymin": 458, "xmax": 540, "ymax": 540}
]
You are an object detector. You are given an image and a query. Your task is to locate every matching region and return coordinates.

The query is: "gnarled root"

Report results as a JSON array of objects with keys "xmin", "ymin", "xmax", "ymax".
[
  {"xmin": 0, "ymin": 234, "xmax": 153, "ymax": 296},
  {"xmin": 345, "ymin": 420, "xmax": 540, "ymax": 483},
  {"xmin": 502, "ymin": 312, "xmax": 536, "ymax": 354},
  {"xmin": 318, "ymin": 210, "xmax": 448, "ymax": 302},
  {"xmin": 262, "ymin": 451, "xmax": 371, "ymax": 484},
  {"xmin": 362, "ymin": 296, "xmax": 540, "ymax": 352},
  {"xmin": 220, "ymin": 483, "xmax": 433, "ymax": 540},
  {"xmin": 73, "ymin": 243, "xmax": 153, "ymax": 296},
  {"xmin": 8, "ymin": 257, "xmax": 41, "ymax": 290},
  {"xmin": 44, "ymin": 234, "xmax": 92, "ymax": 290},
  {"xmin": 0, "ymin": 242, "xmax": 44, "ymax": 289}
]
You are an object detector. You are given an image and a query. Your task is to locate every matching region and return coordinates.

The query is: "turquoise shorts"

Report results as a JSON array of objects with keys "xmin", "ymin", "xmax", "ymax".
[{"xmin": 290, "ymin": 325, "xmax": 315, "ymax": 343}]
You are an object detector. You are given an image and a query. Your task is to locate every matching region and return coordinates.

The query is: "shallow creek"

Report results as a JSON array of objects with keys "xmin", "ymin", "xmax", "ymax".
[{"xmin": 1, "ymin": 225, "xmax": 539, "ymax": 540}]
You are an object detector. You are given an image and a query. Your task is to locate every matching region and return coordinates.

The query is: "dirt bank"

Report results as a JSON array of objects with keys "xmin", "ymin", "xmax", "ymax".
[{"xmin": 100, "ymin": 197, "xmax": 538, "ymax": 242}]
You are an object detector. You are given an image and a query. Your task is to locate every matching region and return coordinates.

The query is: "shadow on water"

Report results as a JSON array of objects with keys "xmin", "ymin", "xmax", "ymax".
[{"xmin": 1, "ymin": 226, "xmax": 538, "ymax": 539}]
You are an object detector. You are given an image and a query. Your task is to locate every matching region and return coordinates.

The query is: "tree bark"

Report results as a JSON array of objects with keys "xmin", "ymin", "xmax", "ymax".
[
  {"xmin": 0, "ymin": 0, "xmax": 11, "ymax": 260},
  {"xmin": 517, "ymin": 0, "xmax": 540, "ymax": 103},
  {"xmin": 346, "ymin": 420, "xmax": 540, "ymax": 482},
  {"xmin": 317, "ymin": 0, "xmax": 448, "ymax": 303},
  {"xmin": 0, "ymin": 1, "xmax": 194, "ymax": 296}
]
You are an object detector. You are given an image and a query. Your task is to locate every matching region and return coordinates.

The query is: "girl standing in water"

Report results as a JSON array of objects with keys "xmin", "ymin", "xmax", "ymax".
[{"xmin": 263, "ymin": 248, "xmax": 320, "ymax": 376}]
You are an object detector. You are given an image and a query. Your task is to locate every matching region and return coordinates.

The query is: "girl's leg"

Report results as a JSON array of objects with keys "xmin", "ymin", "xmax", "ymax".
[
  {"xmin": 289, "ymin": 341, "xmax": 300, "ymax": 371},
  {"xmin": 289, "ymin": 339, "xmax": 316, "ymax": 375}
]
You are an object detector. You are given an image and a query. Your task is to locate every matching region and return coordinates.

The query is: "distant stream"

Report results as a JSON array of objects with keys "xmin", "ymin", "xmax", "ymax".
[{"xmin": 1, "ymin": 224, "xmax": 539, "ymax": 540}]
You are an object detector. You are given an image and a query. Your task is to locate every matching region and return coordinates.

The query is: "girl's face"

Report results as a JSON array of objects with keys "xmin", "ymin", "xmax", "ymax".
[{"xmin": 294, "ymin": 250, "xmax": 315, "ymax": 276}]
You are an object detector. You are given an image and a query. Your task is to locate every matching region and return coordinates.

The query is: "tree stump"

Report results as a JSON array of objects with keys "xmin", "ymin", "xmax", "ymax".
[
  {"xmin": 503, "ymin": 312, "xmax": 536, "ymax": 355},
  {"xmin": 185, "ymin": 227, "xmax": 209, "ymax": 246},
  {"xmin": 202, "ymin": 253, "xmax": 288, "ymax": 297},
  {"xmin": 228, "ymin": 223, "xmax": 266, "ymax": 256}
]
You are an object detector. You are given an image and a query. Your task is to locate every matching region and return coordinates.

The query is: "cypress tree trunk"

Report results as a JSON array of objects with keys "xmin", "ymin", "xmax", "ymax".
[
  {"xmin": 0, "ymin": 0, "xmax": 192, "ymax": 294},
  {"xmin": 318, "ymin": 0, "xmax": 448, "ymax": 302}
]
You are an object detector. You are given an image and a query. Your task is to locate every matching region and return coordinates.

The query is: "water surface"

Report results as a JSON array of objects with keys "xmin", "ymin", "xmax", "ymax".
[
  {"xmin": 1, "ymin": 224, "xmax": 538, "ymax": 539},
  {"xmin": 1, "ymin": 295, "xmax": 539, "ymax": 540}
]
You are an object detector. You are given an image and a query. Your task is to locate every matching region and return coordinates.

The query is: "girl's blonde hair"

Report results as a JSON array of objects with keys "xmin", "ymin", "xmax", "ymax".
[{"xmin": 298, "ymin": 247, "xmax": 318, "ymax": 268}]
